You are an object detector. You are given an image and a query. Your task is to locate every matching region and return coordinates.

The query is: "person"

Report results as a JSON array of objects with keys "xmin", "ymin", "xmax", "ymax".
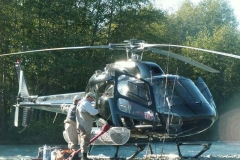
[
  {"xmin": 63, "ymin": 95, "xmax": 81, "ymax": 152},
  {"xmin": 76, "ymin": 92, "xmax": 98, "ymax": 160}
]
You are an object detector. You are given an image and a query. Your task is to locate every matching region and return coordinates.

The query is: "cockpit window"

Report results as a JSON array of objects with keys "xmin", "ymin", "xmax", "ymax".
[
  {"xmin": 153, "ymin": 78, "xmax": 209, "ymax": 108},
  {"xmin": 117, "ymin": 75, "xmax": 151, "ymax": 105},
  {"xmin": 179, "ymin": 79, "xmax": 209, "ymax": 104},
  {"xmin": 127, "ymin": 80, "xmax": 150, "ymax": 103},
  {"xmin": 143, "ymin": 62, "xmax": 164, "ymax": 75},
  {"xmin": 151, "ymin": 66, "xmax": 162, "ymax": 74}
]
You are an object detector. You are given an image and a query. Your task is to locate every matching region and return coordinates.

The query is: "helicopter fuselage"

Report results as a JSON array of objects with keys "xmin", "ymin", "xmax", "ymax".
[{"xmin": 86, "ymin": 60, "xmax": 217, "ymax": 138}]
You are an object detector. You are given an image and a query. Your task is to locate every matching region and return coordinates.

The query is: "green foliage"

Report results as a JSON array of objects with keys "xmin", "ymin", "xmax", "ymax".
[
  {"xmin": 0, "ymin": 0, "xmax": 240, "ymax": 143},
  {"xmin": 2, "ymin": 112, "xmax": 66, "ymax": 144}
]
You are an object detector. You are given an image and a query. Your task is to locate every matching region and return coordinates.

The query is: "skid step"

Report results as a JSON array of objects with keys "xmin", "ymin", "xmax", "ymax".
[{"xmin": 176, "ymin": 139, "xmax": 212, "ymax": 159}]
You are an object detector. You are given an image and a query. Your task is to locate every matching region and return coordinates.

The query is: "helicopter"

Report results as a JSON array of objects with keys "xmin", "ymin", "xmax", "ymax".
[{"xmin": 2, "ymin": 39, "xmax": 240, "ymax": 159}]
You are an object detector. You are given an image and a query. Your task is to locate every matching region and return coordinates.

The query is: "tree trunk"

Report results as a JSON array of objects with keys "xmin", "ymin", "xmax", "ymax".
[{"xmin": 0, "ymin": 60, "xmax": 5, "ymax": 134}]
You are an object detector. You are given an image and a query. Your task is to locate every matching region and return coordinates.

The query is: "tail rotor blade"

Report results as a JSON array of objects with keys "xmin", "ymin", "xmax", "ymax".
[
  {"xmin": 18, "ymin": 70, "xmax": 23, "ymax": 96},
  {"xmin": 14, "ymin": 106, "xmax": 19, "ymax": 127}
]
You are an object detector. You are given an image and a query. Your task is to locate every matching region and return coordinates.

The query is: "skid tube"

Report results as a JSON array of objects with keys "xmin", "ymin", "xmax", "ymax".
[
  {"xmin": 88, "ymin": 143, "xmax": 146, "ymax": 160},
  {"xmin": 126, "ymin": 144, "xmax": 146, "ymax": 160},
  {"xmin": 175, "ymin": 139, "xmax": 212, "ymax": 159}
]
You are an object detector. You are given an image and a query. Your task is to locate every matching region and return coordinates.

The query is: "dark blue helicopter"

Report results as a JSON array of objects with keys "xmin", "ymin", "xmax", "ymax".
[{"xmin": 3, "ymin": 39, "xmax": 240, "ymax": 159}]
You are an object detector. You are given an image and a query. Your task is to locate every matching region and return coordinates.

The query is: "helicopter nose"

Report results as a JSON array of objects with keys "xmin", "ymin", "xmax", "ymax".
[
  {"xmin": 179, "ymin": 102, "xmax": 217, "ymax": 137},
  {"xmin": 195, "ymin": 102, "xmax": 217, "ymax": 120},
  {"xmin": 196, "ymin": 102, "xmax": 217, "ymax": 128}
]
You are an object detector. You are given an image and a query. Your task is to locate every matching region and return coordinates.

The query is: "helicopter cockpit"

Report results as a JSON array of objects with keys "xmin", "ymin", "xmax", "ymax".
[{"xmin": 115, "ymin": 71, "xmax": 216, "ymax": 126}]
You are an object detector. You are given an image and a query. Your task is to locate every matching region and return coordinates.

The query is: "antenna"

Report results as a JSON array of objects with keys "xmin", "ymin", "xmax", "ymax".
[{"xmin": 140, "ymin": 51, "xmax": 144, "ymax": 61}]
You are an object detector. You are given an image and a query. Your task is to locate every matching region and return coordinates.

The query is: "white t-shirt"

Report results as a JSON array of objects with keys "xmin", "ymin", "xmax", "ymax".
[{"xmin": 77, "ymin": 98, "xmax": 98, "ymax": 115}]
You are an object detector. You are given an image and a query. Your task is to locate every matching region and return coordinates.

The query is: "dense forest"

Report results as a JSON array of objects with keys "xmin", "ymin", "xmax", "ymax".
[{"xmin": 1, "ymin": 0, "xmax": 240, "ymax": 144}]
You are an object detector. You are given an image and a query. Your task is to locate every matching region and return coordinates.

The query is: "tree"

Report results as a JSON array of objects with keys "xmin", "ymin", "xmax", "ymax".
[{"xmin": 164, "ymin": 0, "xmax": 240, "ymax": 140}]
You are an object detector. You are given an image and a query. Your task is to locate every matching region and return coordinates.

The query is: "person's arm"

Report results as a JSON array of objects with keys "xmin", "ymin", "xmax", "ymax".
[{"xmin": 75, "ymin": 106, "xmax": 81, "ymax": 132}]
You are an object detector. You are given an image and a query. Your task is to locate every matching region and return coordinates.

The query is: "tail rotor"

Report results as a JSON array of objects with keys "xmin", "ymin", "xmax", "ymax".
[{"xmin": 13, "ymin": 60, "xmax": 30, "ymax": 127}]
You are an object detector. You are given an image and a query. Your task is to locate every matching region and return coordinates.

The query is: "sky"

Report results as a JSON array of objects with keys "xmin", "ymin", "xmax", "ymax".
[{"xmin": 154, "ymin": 0, "xmax": 240, "ymax": 28}]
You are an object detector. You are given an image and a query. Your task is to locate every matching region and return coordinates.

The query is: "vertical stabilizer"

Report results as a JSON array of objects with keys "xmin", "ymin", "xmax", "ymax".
[{"xmin": 15, "ymin": 60, "xmax": 29, "ymax": 99}]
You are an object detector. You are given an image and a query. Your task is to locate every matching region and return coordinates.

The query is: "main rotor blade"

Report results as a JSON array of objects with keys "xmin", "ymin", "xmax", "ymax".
[
  {"xmin": 145, "ymin": 44, "xmax": 240, "ymax": 59},
  {"xmin": 0, "ymin": 45, "xmax": 111, "ymax": 57},
  {"xmin": 151, "ymin": 48, "xmax": 220, "ymax": 73}
]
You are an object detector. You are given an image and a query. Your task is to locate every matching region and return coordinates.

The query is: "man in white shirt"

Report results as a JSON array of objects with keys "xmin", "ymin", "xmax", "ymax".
[{"xmin": 76, "ymin": 92, "xmax": 98, "ymax": 160}]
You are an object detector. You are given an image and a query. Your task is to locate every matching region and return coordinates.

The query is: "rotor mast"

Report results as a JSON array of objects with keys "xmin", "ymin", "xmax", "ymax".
[
  {"xmin": 109, "ymin": 39, "xmax": 146, "ymax": 61},
  {"xmin": 124, "ymin": 39, "xmax": 145, "ymax": 61}
]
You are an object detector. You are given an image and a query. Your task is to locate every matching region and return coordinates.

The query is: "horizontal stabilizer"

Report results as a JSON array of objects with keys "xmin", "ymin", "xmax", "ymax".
[{"xmin": 18, "ymin": 92, "xmax": 85, "ymax": 114}]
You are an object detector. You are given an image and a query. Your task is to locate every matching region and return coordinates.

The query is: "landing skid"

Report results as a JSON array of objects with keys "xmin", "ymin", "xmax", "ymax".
[
  {"xmin": 126, "ymin": 144, "xmax": 146, "ymax": 160},
  {"xmin": 88, "ymin": 144, "xmax": 146, "ymax": 160},
  {"xmin": 175, "ymin": 139, "xmax": 212, "ymax": 159}
]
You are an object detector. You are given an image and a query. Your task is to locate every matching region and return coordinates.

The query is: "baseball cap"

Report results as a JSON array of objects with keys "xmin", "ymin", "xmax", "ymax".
[
  {"xmin": 86, "ymin": 92, "xmax": 95, "ymax": 100},
  {"xmin": 73, "ymin": 95, "xmax": 81, "ymax": 101}
]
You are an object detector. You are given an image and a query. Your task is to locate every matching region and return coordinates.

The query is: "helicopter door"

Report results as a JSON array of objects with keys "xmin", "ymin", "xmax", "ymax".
[
  {"xmin": 196, "ymin": 77, "xmax": 216, "ymax": 108},
  {"xmin": 113, "ymin": 70, "xmax": 156, "ymax": 126}
]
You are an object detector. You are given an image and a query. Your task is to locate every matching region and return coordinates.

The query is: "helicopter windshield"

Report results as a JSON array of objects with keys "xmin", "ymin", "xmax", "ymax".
[{"xmin": 153, "ymin": 78, "xmax": 209, "ymax": 108}]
